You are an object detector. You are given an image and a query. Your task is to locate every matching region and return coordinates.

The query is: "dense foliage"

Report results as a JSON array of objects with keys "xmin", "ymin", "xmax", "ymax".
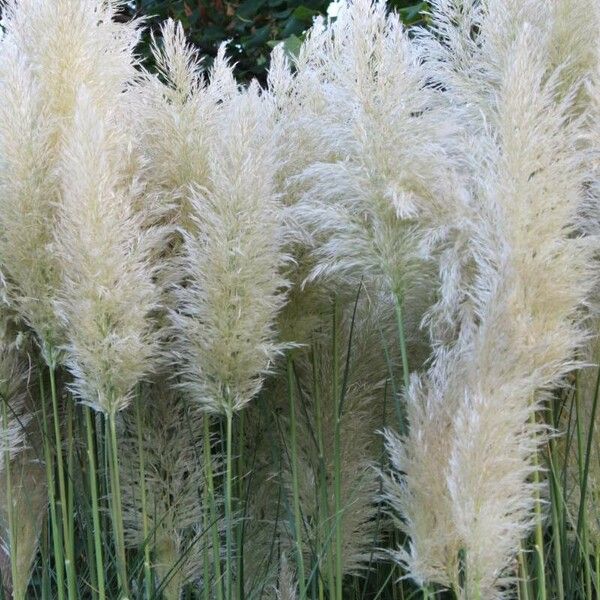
[{"xmin": 127, "ymin": 0, "xmax": 428, "ymax": 81}]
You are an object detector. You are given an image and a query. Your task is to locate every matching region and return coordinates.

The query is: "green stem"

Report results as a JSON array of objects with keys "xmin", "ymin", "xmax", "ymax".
[
  {"xmin": 547, "ymin": 409, "xmax": 564, "ymax": 600},
  {"xmin": 135, "ymin": 397, "xmax": 153, "ymax": 599},
  {"xmin": 85, "ymin": 407, "xmax": 106, "ymax": 600},
  {"xmin": 519, "ymin": 545, "xmax": 531, "ymax": 600},
  {"xmin": 40, "ymin": 376, "xmax": 66, "ymax": 600},
  {"xmin": 311, "ymin": 347, "xmax": 336, "ymax": 598},
  {"xmin": 48, "ymin": 362, "xmax": 77, "ymax": 600},
  {"xmin": 236, "ymin": 411, "xmax": 245, "ymax": 600},
  {"xmin": 2, "ymin": 401, "xmax": 20, "ymax": 600},
  {"xmin": 531, "ymin": 412, "xmax": 546, "ymax": 600},
  {"xmin": 575, "ymin": 369, "xmax": 595, "ymax": 600},
  {"xmin": 107, "ymin": 409, "xmax": 129, "ymax": 597},
  {"xmin": 393, "ymin": 293, "xmax": 410, "ymax": 433},
  {"xmin": 595, "ymin": 543, "xmax": 600, "ymax": 599},
  {"xmin": 203, "ymin": 416, "xmax": 224, "ymax": 600},
  {"xmin": 332, "ymin": 298, "xmax": 343, "ymax": 600},
  {"xmin": 287, "ymin": 356, "xmax": 307, "ymax": 599},
  {"xmin": 225, "ymin": 408, "xmax": 234, "ymax": 600}
]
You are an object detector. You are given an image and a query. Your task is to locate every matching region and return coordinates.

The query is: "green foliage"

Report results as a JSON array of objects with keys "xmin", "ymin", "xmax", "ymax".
[{"xmin": 128, "ymin": 0, "xmax": 428, "ymax": 82}]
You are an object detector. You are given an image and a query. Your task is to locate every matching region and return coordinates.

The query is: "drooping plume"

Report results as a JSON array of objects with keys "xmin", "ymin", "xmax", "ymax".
[{"xmin": 383, "ymin": 0, "xmax": 593, "ymax": 596}]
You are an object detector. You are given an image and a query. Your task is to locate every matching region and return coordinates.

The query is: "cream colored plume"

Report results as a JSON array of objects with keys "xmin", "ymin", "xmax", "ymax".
[
  {"xmin": 0, "ymin": 348, "xmax": 32, "ymax": 472},
  {"xmin": 132, "ymin": 19, "xmax": 237, "ymax": 230},
  {"xmin": 383, "ymin": 1, "xmax": 593, "ymax": 597},
  {"xmin": 0, "ymin": 346, "xmax": 45, "ymax": 600},
  {"xmin": 171, "ymin": 85, "xmax": 289, "ymax": 415},
  {"xmin": 0, "ymin": 450, "xmax": 46, "ymax": 600},
  {"xmin": 0, "ymin": 0, "xmax": 141, "ymax": 364},
  {"xmin": 55, "ymin": 87, "xmax": 159, "ymax": 414},
  {"xmin": 284, "ymin": 0, "xmax": 464, "ymax": 308}
]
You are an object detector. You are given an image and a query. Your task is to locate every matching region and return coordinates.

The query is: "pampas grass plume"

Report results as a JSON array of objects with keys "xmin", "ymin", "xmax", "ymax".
[{"xmin": 172, "ymin": 86, "xmax": 289, "ymax": 415}]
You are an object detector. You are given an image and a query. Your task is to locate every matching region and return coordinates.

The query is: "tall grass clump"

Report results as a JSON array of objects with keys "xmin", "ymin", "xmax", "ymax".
[{"xmin": 0, "ymin": 0, "xmax": 599, "ymax": 598}]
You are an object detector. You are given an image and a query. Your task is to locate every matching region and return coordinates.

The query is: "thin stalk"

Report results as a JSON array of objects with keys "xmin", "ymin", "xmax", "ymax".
[
  {"xmin": 66, "ymin": 402, "xmax": 76, "ymax": 593},
  {"xmin": 236, "ymin": 411, "xmax": 245, "ymax": 600},
  {"xmin": 85, "ymin": 407, "xmax": 106, "ymax": 600},
  {"xmin": 2, "ymin": 401, "xmax": 19, "ymax": 600},
  {"xmin": 392, "ymin": 293, "xmax": 410, "ymax": 391},
  {"xmin": 40, "ymin": 374, "xmax": 66, "ymax": 600},
  {"xmin": 48, "ymin": 362, "xmax": 77, "ymax": 600},
  {"xmin": 287, "ymin": 355, "xmax": 307, "ymax": 599},
  {"xmin": 202, "ymin": 508, "xmax": 211, "ymax": 600},
  {"xmin": 134, "ymin": 397, "xmax": 152, "ymax": 600},
  {"xmin": 530, "ymin": 410, "xmax": 546, "ymax": 600},
  {"xmin": 225, "ymin": 407, "xmax": 234, "ymax": 600},
  {"xmin": 41, "ymin": 518, "xmax": 51, "ymax": 600},
  {"xmin": 332, "ymin": 298, "xmax": 343, "ymax": 600},
  {"xmin": 84, "ymin": 493, "xmax": 98, "ymax": 600},
  {"xmin": 107, "ymin": 409, "xmax": 129, "ymax": 597},
  {"xmin": 392, "ymin": 293, "xmax": 409, "ymax": 433},
  {"xmin": 203, "ymin": 416, "xmax": 224, "ymax": 600},
  {"xmin": 595, "ymin": 543, "xmax": 600, "ymax": 599},
  {"xmin": 575, "ymin": 368, "xmax": 597, "ymax": 600},
  {"xmin": 547, "ymin": 418, "xmax": 564, "ymax": 600},
  {"xmin": 311, "ymin": 347, "xmax": 336, "ymax": 599},
  {"xmin": 519, "ymin": 545, "xmax": 531, "ymax": 600}
]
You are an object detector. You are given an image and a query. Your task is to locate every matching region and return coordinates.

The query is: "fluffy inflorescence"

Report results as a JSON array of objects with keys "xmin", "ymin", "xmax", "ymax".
[
  {"xmin": 170, "ymin": 88, "xmax": 289, "ymax": 415},
  {"xmin": 56, "ymin": 88, "xmax": 159, "ymax": 414},
  {"xmin": 0, "ymin": 0, "xmax": 143, "ymax": 363},
  {"xmin": 281, "ymin": 0, "xmax": 465, "ymax": 302},
  {"xmin": 382, "ymin": 0, "xmax": 595, "ymax": 596}
]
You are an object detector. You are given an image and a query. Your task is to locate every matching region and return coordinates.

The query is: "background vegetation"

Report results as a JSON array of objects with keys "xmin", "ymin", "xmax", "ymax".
[{"xmin": 126, "ymin": 0, "xmax": 428, "ymax": 81}]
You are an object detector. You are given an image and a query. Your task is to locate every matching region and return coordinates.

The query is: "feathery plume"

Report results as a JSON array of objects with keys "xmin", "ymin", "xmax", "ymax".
[
  {"xmin": 171, "ymin": 86, "xmax": 289, "ymax": 415},
  {"xmin": 282, "ymin": 298, "xmax": 391, "ymax": 579},
  {"xmin": 383, "ymin": 2, "xmax": 592, "ymax": 596},
  {"xmin": 132, "ymin": 19, "xmax": 237, "ymax": 230},
  {"xmin": 0, "ymin": 346, "xmax": 45, "ymax": 600},
  {"xmin": 0, "ymin": 0, "xmax": 141, "ymax": 363},
  {"xmin": 55, "ymin": 87, "xmax": 159, "ymax": 414},
  {"xmin": 286, "ymin": 0, "xmax": 462, "ymax": 308},
  {"xmin": 0, "ymin": 348, "xmax": 32, "ymax": 471},
  {"xmin": 275, "ymin": 554, "xmax": 298, "ymax": 600},
  {"xmin": 0, "ymin": 450, "xmax": 46, "ymax": 600}
]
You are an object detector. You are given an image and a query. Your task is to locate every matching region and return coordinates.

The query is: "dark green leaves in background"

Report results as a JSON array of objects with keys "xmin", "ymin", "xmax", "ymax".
[{"xmin": 127, "ymin": 0, "xmax": 428, "ymax": 83}]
